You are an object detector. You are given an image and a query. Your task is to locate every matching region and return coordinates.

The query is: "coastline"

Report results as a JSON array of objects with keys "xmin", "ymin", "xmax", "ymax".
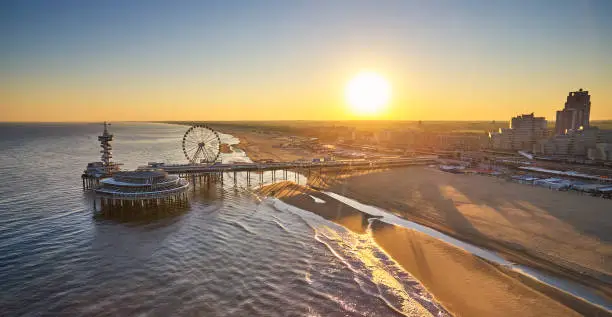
[
  {"xmin": 213, "ymin": 124, "xmax": 612, "ymax": 316},
  {"xmin": 257, "ymin": 181, "xmax": 600, "ymax": 316},
  {"xmin": 311, "ymin": 167, "xmax": 612, "ymax": 294}
]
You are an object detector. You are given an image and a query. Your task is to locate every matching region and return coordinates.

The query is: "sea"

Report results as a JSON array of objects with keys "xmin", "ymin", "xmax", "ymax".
[{"xmin": 0, "ymin": 122, "xmax": 449, "ymax": 317}]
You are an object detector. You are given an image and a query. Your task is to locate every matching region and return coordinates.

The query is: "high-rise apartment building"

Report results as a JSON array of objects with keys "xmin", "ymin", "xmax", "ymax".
[
  {"xmin": 489, "ymin": 113, "xmax": 547, "ymax": 151},
  {"xmin": 555, "ymin": 89, "xmax": 591, "ymax": 135}
]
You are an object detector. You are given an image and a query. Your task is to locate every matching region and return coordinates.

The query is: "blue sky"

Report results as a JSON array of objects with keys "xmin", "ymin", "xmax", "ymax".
[{"xmin": 2, "ymin": 0, "xmax": 612, "ymax": 121}]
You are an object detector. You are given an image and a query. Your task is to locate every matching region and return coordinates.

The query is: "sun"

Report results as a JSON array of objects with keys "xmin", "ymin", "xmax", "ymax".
[{"xmin": 345, "ymin": 72, "xmax": 391, "ymax": 116}]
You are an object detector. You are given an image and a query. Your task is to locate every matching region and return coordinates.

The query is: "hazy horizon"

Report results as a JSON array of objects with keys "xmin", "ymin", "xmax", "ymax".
[
  {"xmin": 3, "ymin": 119, "xmax": 612, "ymax": 125},
  {"xmin": 3, "ymin": 0, "xmax": 612, "ymax": 121}
]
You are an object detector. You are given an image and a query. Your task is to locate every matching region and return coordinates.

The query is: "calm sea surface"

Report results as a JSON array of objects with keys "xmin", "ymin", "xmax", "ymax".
[{"xmin": 0, "ymin": 122, "xmax": 447, "ymax": 316}]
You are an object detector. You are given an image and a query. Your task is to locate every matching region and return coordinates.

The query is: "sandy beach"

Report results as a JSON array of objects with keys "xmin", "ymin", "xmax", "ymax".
[
  {"xmin": 258, "ymin": 181, "xmax": 595, "ymax": 316},
  {"xmin": 223, "ymin": 125, "xmax": 612, "ymax": 316},
  {"xmin": 316, "ymin": 167, "xmax": 612, "ymax": 291},
  {"xmin": 212, "ymin": 125, "xmax": 316, "ymax": 162}
]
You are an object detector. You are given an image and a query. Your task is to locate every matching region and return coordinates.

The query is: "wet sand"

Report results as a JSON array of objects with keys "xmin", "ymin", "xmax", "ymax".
[
  {"xmin": 258, "ymin": 181, "xmax": 370, "ymax": 234},
  {"xmin": 258, "ymin": 182, "xmax": 592, "ymax": 316},
  {"xmin": 372, "ymin": 221, "xmax": 582, "ymax": 317},
  {"xmin": 225, "ymin": 126, "xmax": 612, "ymax": 315},
  {"xmin": 313, "ymin": 166, "xmax": 612, "ymax": 298}
]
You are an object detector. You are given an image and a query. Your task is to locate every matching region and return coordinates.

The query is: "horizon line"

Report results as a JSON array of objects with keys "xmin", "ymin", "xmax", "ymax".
[{"xmin": 2, "ymin": 119, "xmax": 612, "ymax": 124}]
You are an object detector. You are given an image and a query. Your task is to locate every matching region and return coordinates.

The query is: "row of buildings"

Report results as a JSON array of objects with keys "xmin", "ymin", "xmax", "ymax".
[
  {"xmin": 489, "ymin": 113, "xmax": 548, "ymax": 151},
  {"xmin": 325, "ymin": 125, "xmax": 489, "ymax": 152},
  {"xmin": 489, "ymin": 89, "xmax": 612, "ymax": 161}
]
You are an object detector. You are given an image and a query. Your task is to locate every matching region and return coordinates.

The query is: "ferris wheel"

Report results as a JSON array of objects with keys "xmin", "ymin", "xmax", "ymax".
[{"xmin": 182, "ymin": 124, "xmax": 221, "ymax": 165}]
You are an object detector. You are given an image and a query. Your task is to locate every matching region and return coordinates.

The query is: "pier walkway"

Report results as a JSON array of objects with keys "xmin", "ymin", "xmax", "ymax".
[{"xmin": 148, "ymin": 156, "xmax": 437, "ymax": 177}]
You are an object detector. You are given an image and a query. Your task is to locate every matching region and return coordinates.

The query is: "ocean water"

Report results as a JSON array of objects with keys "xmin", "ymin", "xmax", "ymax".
[{"xmin": 0, "ymin": 122, "xmax": 448, "ymax": 316}]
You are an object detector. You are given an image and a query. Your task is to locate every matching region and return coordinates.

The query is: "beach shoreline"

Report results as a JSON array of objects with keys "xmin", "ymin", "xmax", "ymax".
[
  {"xmin": 214, "ymin": 124, "xmax": 611, "ymax": 315},
  {"xmin": 309, "ymin": 167, "xmax": 612, "ymax": 292},
  {"xmin": 257, "ymin": 181, "xmax": 610, "ymax": 316},
  {"xmin": 215, "ymin": 125, "xmax": 611, "ymax": 281}
]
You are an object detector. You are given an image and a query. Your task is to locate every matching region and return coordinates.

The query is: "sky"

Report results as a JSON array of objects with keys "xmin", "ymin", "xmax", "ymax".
[{"xmin": 2, "ymin": 0, "xmax": 611, "ymax": 122}]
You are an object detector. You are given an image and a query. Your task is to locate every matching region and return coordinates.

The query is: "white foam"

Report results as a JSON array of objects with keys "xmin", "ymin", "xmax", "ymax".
[{"xmin": 322, "ymin": 191, "xmax": 612, "ymax": 313}]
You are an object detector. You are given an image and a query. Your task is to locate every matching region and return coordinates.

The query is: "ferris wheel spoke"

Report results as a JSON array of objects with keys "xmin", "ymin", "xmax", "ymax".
[
  {"xmin": 201, "ymin": 147, "xmax": 212, "ymax": 162},
  {"xmin": 186, "ymin": 140, "xmax": 199, "ymax": 149},
  {"xmin": 203, "ymin": 147, "xmax": 215, "ymax": 162},
  {"xmin": 203, "ymin": 133, "xmax": 218, "ymax": 144},
  {"xmin": 196, "ymin": 128, "xmax": 203, "ymax": 142},
  {"xmin": 188, "ymin": 133, "xmax": 199, "ymax": 144},
  {"xmin": 204, "ymin": 146, "xmax": 216, "ymax": 163},
  {"xmin": 189, "ymin": 148, "xmax": 198, "ymax": 162},
  {"xmin": 186, "ymin": 145, "xmax": 199, "ymax": 156},
  {"xmin": 200, "ymin": 132, "xmax": 213, "ymax": 142},
  {"xmin": 194, "ymin": 146, "xmax": 205, "ymax": 162}
]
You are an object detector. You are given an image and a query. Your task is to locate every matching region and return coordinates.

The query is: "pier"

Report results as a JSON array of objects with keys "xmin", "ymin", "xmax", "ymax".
[
  {"xmin": 83, "ymin": 123, "xmax": 437, "ymax": 214},
  {"xmin": 148, "ymin": 156, "xmax": 437, "ymax": 186}
]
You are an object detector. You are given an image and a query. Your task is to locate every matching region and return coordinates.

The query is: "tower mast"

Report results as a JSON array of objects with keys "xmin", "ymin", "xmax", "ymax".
[{"xmin": 98, "ymin": 122, "xmax": 114, "ymax": 167}]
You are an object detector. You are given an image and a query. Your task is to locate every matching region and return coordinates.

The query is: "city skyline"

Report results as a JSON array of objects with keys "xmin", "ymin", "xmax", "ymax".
[{"xmin": 2, "ymin": 0, "xmax": 612, "ymax": 122}]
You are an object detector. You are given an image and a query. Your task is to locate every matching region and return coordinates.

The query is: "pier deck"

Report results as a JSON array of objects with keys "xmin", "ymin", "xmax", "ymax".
[{"xmin": 151, "ymin": 156, "xmax": 438, "ymax": 176}]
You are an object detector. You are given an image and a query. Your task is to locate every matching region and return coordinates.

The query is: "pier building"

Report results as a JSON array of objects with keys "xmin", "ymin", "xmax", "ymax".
[{"xmin": 94, "ymin": 170, "xmax": 189, "ymax": 211}]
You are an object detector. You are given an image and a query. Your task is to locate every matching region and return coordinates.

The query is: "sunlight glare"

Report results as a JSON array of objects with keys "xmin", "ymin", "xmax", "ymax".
[{"xmin": 345, "ymin": 72, "xmax": 391, "ymax": 116}]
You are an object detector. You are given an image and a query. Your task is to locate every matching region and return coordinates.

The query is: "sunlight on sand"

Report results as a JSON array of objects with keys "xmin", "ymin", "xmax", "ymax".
[
  {"xmin": 437, "ymin": 184, "xmax": 612, "ymax": 274},
  {"xmin": 438, "ymin": 185, "xmax": 472, "ymax": 204},
  {"xmin": 438, "ymin": 185, "xmax": 514, "ymax": 227}
]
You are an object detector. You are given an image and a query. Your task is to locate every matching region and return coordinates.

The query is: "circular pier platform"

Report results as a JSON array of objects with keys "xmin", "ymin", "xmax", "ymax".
[{"xmin": 94, "ymin": 170, "xmax": 189, "ymax": 212}]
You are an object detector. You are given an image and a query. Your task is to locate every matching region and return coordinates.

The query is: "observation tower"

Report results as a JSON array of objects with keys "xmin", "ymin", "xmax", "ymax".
[
  {"xmin": 98, "ymin": 121, "xmax": 114, "ymax": 166},
  {"xmin": 82, "ymin": 122, "xmax": 122, "ymax": 189}
]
